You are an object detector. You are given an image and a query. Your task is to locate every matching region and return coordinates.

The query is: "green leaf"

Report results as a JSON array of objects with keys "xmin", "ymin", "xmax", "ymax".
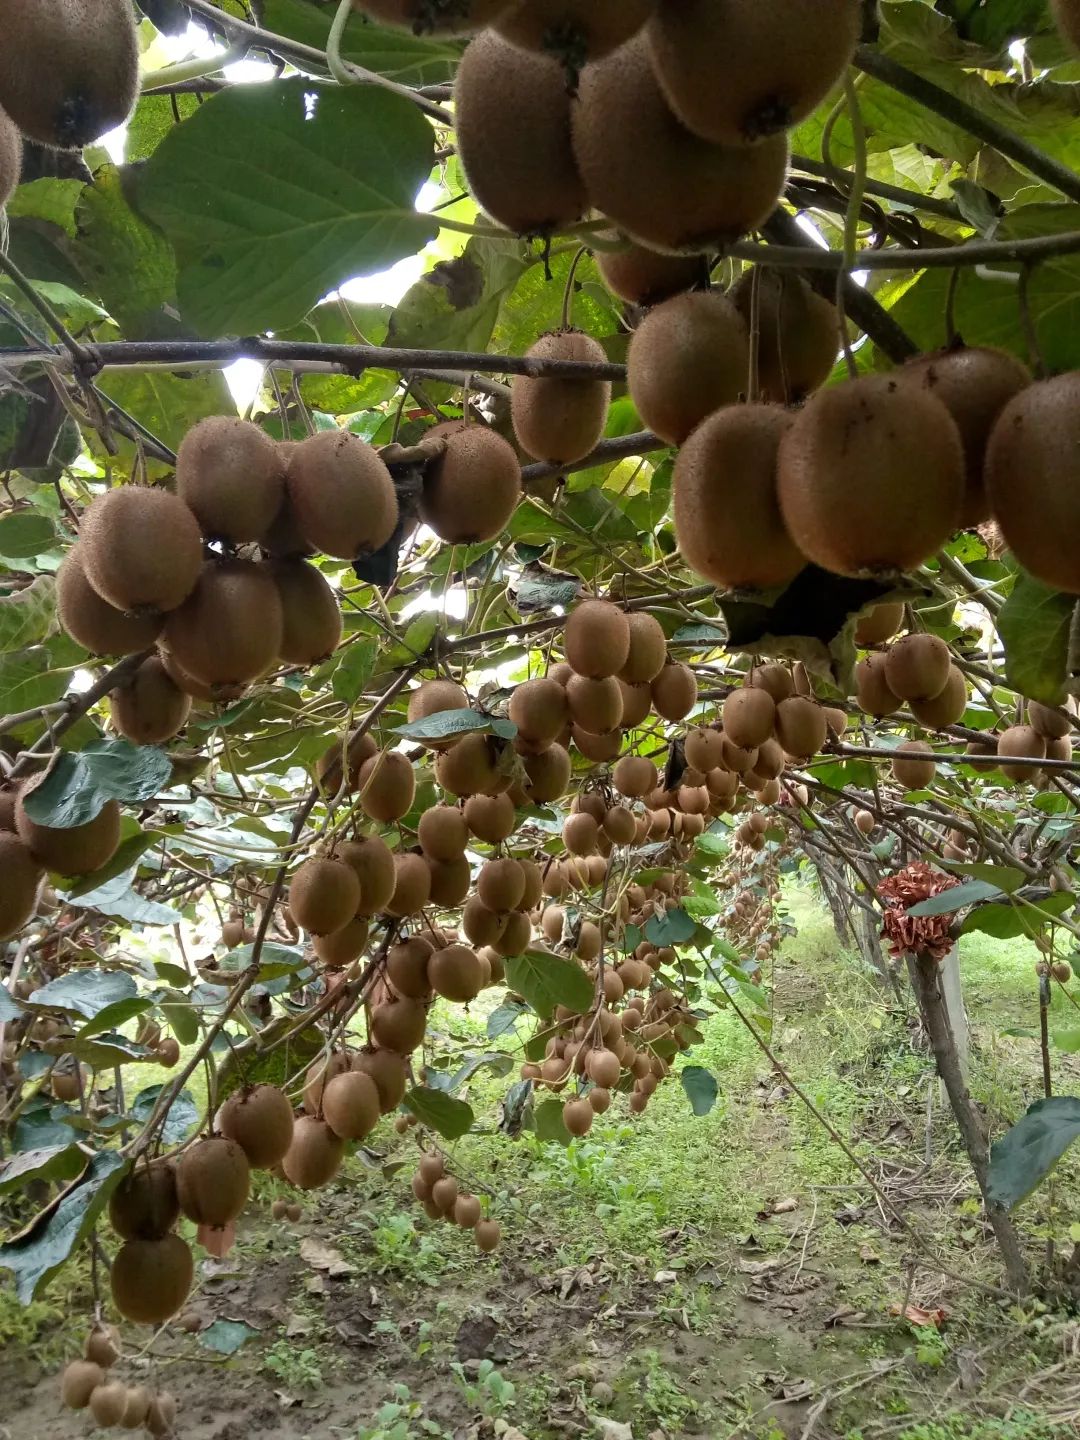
[
  {"xmin": 960, "ymin": 892, "xmax": 1074, "ymax": 939},
  {"xmin": 0, "ymin": 1150, "xmax": 128, "ymax": 1303},
  {"xmin": 395, "ymin": 709, "xmax": 516, "ymax": 742},
  {"xmin": 137, "ymin": 79, "xmax": 438, "ymax": 337},
  {"xmin": 987, "ymin": 1095, "xmax": 1080, "ymax": 1209},
  {"xmin": 77, "ymin": 997, "xmax": 152, "ymax": 1039},
  {"xmin": 907, "ymin": 878, "xmax": 1006, "ymax": 916},
  {"xmin": 72, "ymin": 164, "xmax": 178, "ymax": 340},
  {"xmin": 64, "ymin": 870, "xmax": 182, "ymax": 927},
  {"xmin": 62, "ymin": 1033, "xmax": 152, "ymax": 1068},
  {"xmin": 486, "ymin": 998, "xmax": 527, "ymax": 1040},
  {"xmin": 23, "ymin": 740, "xmax": 173, "ymax": 828},
  {"xmin": 1052, "ymin": 1028, "xmax": 1080, "ymax": 1053},
  {"xmin": 940, "ymin": 862, "xmax": 1027, "ymax": 894},
  {"xmin": 403, "ymin": 1086, "xmax": 474, "ymax": 1140},
  {"xmin": 130, "ymin": 1085, "xmax": 198, "ymax": 1146},
  {"xmin": 644, "ymin": 907, "xmax": 696, "ymax": 946},
  {"xmin": 94, "ymin": 369, "xmax": 237, "ymax": 460},
  {"xmin": 0, "ymin": 575, "xmax": 57, "ymax": 654},
  {"xmin": 679, "ymin": 1065, "xmax": 719, "ymax": 1117},
  {"xmin": 998, "ymin": 570, "xmax": 1074, "ymax": 706},
  {"xmin": 29, "ymin": 969, "xmax": 138, "ymax": 1019},
  {"xmin": 0, "ymin": 512, "xmax": 55, "ymax": 559},
  {"xmin": 5, "ymin": 179, "xmax": 84, "ymax": 236},
  {"xmin": 388, "ymin": 236, "xmax": 529, "ymax": 355},
  {"xmin": 262, "ymin": 0, "xmax": 464, "ymax": 84},
  {"xmin": 200, "ymin": 1318, "xmax": 260, "ymax": 1355},
  {"xmin": 0, "ymin": 1145, "xmax": 86, "ymax": 1197},
  {"xmin": 532, "ymin": 1097, "xmax": 571, "ymax": 1147},
  {"xmin": 505, "ymin": 950, "xmax": 594, "ymax": 1017},
  {"xmin": 332, "ymin": 638, "xmax": 378, "ymax": 705}
]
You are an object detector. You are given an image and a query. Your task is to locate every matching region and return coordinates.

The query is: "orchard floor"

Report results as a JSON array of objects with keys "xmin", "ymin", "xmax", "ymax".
[{"xmin": 4, "ymin": 889, "xmax": 1080, "ymax": 1440}]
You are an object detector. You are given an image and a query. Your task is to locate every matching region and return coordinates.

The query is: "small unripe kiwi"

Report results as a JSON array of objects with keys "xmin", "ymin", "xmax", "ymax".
[
  {"xmin": 564, "ymin": 599, "xmax": 631, "ymax": 679},
  {"xmin": 80, "ymin": 487, "xmax": 203, "ymax": 615},
  {"xmin": 285, "ymin": 429, "xmax": 398, "ymax": 558},
  {"xmin": 884, "ymin": 634, "xmax": 952, "ymax": 703},
  {"xmin": 891, "ymin": 740, "xmax": 937, "ymax": 790},
  {"xmin": 628, "ymin": 293, "xmax": 749, "ymax": 447},
  {"xmin": 176, "ymin": 416, "xmax": 285, "ymax": 542},
  {"xmin": 512, "ymin": 330, "xmax": 611, "ymax": 464},
  {"xmin": 421, "ymin": 422, "xmax": 522, "ymax": 544}
]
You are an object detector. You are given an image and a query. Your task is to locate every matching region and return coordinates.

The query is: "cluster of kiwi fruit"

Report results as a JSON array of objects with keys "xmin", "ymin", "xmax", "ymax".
[
  {"xmin": 0, "ymin": 0, "xmax": 139, "ymax": 209},
  {"xmin": 713, "ymin": 845, "xmax": 785, "ymax": 972},
  {"xmin": 59, "ymin": 1323, "xmax": 175, "ymax": 1435},
  {"xmin": 408, "ymin": 1149, "xmax": 500, "ymax": 1252}
]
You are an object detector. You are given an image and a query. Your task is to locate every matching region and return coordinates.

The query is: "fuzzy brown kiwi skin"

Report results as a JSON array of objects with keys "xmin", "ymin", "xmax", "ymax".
[
  {"xmin": 0, "ymin": 831, "xmax": 43, "ymax": 942},
  {"xmin": 628, "ymin": 292, "xmax": 750, "ymax": 447},
  {"xmin": 730, "ymin": 270, "xmax": 839, "ymax": 407},
  {"xmin": 572, "ymin": 36, "xmax": 790, "ymax": 255},
  {"xmin": 285, "ymin": 430, "xmax": 398, "ymax": 560},
  {"xmin": 0, "ymin": 0, "xmax": 139, "ymax": 148},
  {"xmin": 176, "ymin": 417, "xmax": 286, "ymax": 543},
  {"xmin": 673, "ymin": 403, "xmax": 804, "ymax": 592},
  {"xmin": 647, "ymin": 0, "xmax": 861, "ymax": 148},
  {"xmin": 163, "ymin": 558, "xmax": 284, "ymax": 688},
  {"xmin": 901, "ymin": 346, "xmax": 1031, "ymax": 527},
  {"xmin": 597, "ymin": 238, "xmax": 707, "ymax": 306},
  {"xmin": 16, "ymin": 782, "xmax": 121, "ymax": 877},
  {"xmin": 271, "ymin": 559, "xmax": 343, "ymax": 666},
  {"xmin": 496, "ymin": 0, "xmax": 656, "ymax": 64},
  {"xmin": 110, "ymin": 654, "xmax": 192, "ymax": 746},
  {"xmin": 0, "ymin": 103, "xmax": 21, "ymax": 207},
  {"xmin": 984, "ymin": 373, "xmax": 1080, "ymax": 594},
  {"xmin": 777, "ymin": 375, "xmax": 964, "ymax": 578},
  {"xmin": 56, "ymin": 547, "xmax": 163, "ymax": 657},
  {"xmin": 511, "ymin": 330, "xmax": 612, "ymax": 465},
  {"xmin": 79, "ymin": 487, "xmax": 204, "ymax": 616},
  {"xmin": 455, "ymin": 31, "xmax": 586, "ymax": 235},
  {"xmin": 421, "ymin": 422, "xmax": 522, "ymax": 544}
]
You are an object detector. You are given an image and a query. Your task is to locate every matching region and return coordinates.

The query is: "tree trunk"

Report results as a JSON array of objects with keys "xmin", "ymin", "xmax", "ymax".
[
  {"xmin": 938, "ymin": 944, "xmax": 969, "ymax": 1078},
  {"xmin": 910, "ymin": 952, "xmax": 1028, "ymax": 1293}
]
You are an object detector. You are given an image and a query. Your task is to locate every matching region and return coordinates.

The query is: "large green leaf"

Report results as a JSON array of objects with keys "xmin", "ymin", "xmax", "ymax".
[
  {"xmin": 0, "ymin": 646, "xmax": 74, "ymax": 719},
  {"xmin": 679, "ymin": 1065, "xmax": 719, "ymax": 1118},
  {"xmin": 644, "ymin": 907, "xmax": 697, "ymax": 946},
  {"xmin": 960, "ymin": 892, "xmax": 1074, "ymax": 938},
  {"xmin": 907, "ymin": 878, "xmax": 1006, "ymax": 916},
  {"xmin": 0, "ymin": 1150, "xmax": 128, "ymax": 1302},
  {"xmin": 262, "ymin": 0, "xmax": 464, "ymax": 84},
  {"xmin": 532, "ymin": 1097, "xmax": 571, "ymax": 1147},
  {"xmin": 29, "ymin": 969, "xmax": 138, "ymax": 1019},
  {"xmin": 94, "ymin": 369, "xmax": 236, "ymax": 459},
  {"xmin": 0, "ymin": 576, "xmax": 56, "ymax": 654},
  {"xmin": 130, "ymin": 1085, "xmax": 199, "ymax": 1146},
  {"xmin": 395, "ymin": 709, "xmax": 515, "ymax": 742},
  {"xmin": 137, "ymin": 79, "xmax": 438, "ymax": 336},
  {"xmin": 64, "ymin": 870, "xmax": 182, "ymax": 927},
  {"xmin": 987, "ymin": 1095, "xmax": 1080, "ymax": 1209},
  {"xmin": 71, "ymin": 164, "xmax": 179, "ymax": 340},
  {"xmin": 387, "ymin": 236, "xmax": 530, "ymax": 354},
  {"xmin": 998, "ymin": 571, "xmax": 1074, "ymax": 706},
  {"xmin": 0, "ymin": 512, "xmax": 56, "ymax": 559},
  {"xmin": 403, "ymin": 1085, "xmax": 474, "ymax": 1140},
  {"xmin": 0, "ymin": 1145, "xmax": 86, "ymax": 1197},
  {"xmin": 23, "ymin": 739, "xmax": 173, "ymax": 828},
  {"xmin": 505, "ymin": 951, "xmax": 594, "ymax": 1017},
  {"xmin": 331, "ymin": 638, "xmax": 378, "ymax": 705}
]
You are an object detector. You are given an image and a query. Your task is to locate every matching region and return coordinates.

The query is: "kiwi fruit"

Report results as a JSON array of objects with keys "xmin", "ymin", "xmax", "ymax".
[
  {"xmin": 303, "ymin": 1053, "xmax": 350, "ymax": 1114},
  {"xmin": 219, "ymin": 1084, "xmax": 294, "ymax": 1169},
  {"xmin": 16, "ymin": 782, "xmax": 120, "ymax": 876},
  {"xmin": 628, "ymin": 293, "xmax": 750, "ymax": 447},
  {"xmin": 736, "ymin": 268, "xmax": 839, "ymax": 404},
  {"xmin": 370, "ymin": 995, "xmax": 429, "ymax": 1052},
  {"xmin": 145, "ymin": 1393, "xmax": 177, "ymax": 1438},
  {"xmin": 496, "ymin": 0, "xmax": 655, "ymax": 63},
  {"xmin": 566, "ymin": 674, "xmax": 624, "ymax": 733},
  {"xmin": 613, "ymin": 754, "xmax": 658, "ymax": 798},
  {"xmin": 109, "ymin": 654, "xmax": 191, "ymax": 746},
  {"xmin": 321, "ymin": 1070, "xmax": 381, "ymax": 1141},
  {"xmin": 61, "ymin": 1361, "xmax": 104, "ymax": 1410},
  {"xmin": 88, "ymin": 1382, "xmax": 128, "ymax": 1428},
  {"xmin": 854, "ymin": 651, "xmax": 902, "ymax": 717},
  {"xmin": 418, "ymin": 804, "xmax": 470, "ymax": 861},
  {"xmin": 512, "ymin": 330, "xmax": 611, "ymax": 464},
  {"xmin": 84, "ymin": 1324, "xmax": 121, "ymax": 1369},
  {"xmin": 0, "ymin": 0, "xmax": 138, "ymax": 147},
  {"xmin": 563, "ymin": 811, "xmax": 599, "ymax": 856},
  {"xmin": 0, "ymin": 831, "xmax": 42, "ymax": 941},
  {"xmin": 892, "ymin": 740, "xmax": 937, "ymax": 790},
  {"xmin": 282, "ymin": 1115, "xmax": 346, "ymax": 1190},
  {"xmin": 80, "ymin": 487, "xmax": 203, "ymax": 615},
  {"xmin": 429, "ymin": 942, "xmax": 485, "ymax": 1002},
  {"xmin": 455, "ymin": 31, "xmax": 586, "ymax": 234},
  {"xmin": 723, "ymin": 688, "xmax": 776, "ymax": 749},
  {"xmin": 0, "ymin": 101, "xmax": 19, "ymax": 206},
  {"xmin": 774, "ymin": 697, "xmax": 827, "ymax": 760},
  {"xmin": 289, "ymin": 855, "xmax": 362, "ymax": 935},
  {"xmin": 985, "ymin": 374, "xmax": 1080, "ymax": 592},
  {"xmin": 386, "ymin": 852, "xmax": 434, "ymax": 917},
  {"xmin": 523, "ymin": 743, "xmax": 572, "ymax": 802},
  {"xmin": 478, "ymin": 857, "xmax": 527, "ymax": 912},
  {"xmin": 779, "ymin": 376, "xmax": 964, "ymax": 577},
  {"xmin": 490, "ymin": 908, "xmax": 531, "ymax": 958},
  {"xmin": 428, "ymin": 854, "xmax": 472, "ymax": 906},
  {"xmin": 884, "ymin": 633, "xmax": 951, "ymax": 703},
  {"xmin": 475, "ymin": 1218, "xmax": 501, "ymax": 1252},
  {"xmin": 271, "ymin": 559, "xmax": 343, "ymax": 665},
  {"xmin": 651, "ymin": 662, "xmax": 698, "ymax": 721},
  {"xmin": 597, "ymin": 239, "xmax": 707, "ymax": 305},
  {"xmin": 604, "ymin": 805, "xmax": 637, "ymax": 846},
  {"xmin": 565, "ymin": 599, "xmax": 631, "ymax": 679},
  {"xmin": 463, "ymin": 894, "xmax": 506, "ymax": 946},
  {"xmin": 175, "ymin": 417, "xmax": 285, "ymax": 543},
  {"xmin": 509, "ymin": 677, "xmax": 569, "ymax": 749},
  {"xmin": 563, "ymin": 1097, "xmax": 594, "ymax": 1136},
  {"xmin": 357, "ymin": 750, "xmax": 416, "ymax": 822},
  {"xmin": 572, "ymin": 36, "xmax": 790, "ymax": 254},
  {"xmin": 176, "ymin": 1136, "xmax": 250, "ymax": 1227},
  {"xmin": 157, "ymin": 648, "xmax": 247, "ymax": 705},
  {"xmin": 314, "ymin": 915, "xmax": 371, "ymax": 968},
  {"xmin": 408, "ymin": 678, "xmax": 469, "ymax": 731},
  {"xmin": 285, "ymin": 429, "xmax": 398, "ymax": 558},
  {"xmin": 386, "ymin": 937, "xmax": 434, "ymax": 999},
  {"xmin": 620, "ymin": 612, "xmax": 668, "ymax": 684},
  {"xmin": 675, "ymin": 403, "xmax": 804, "ymax": 590},
  {"xmin": 1028, "ymin": 699, "xmax": 1074, "ymax": 740},
  {"xmin": 108, "ymin": 1161, "xmax": 179, "ymax": 1241},
  {"xmin": 909, "ymin": 666, "xmax": 967, "ymax": 729},
  {"xmin": 1053, "ymin": 0, "xmax": 1080, "ymax": 49},
  {"xmin": 901, "ymin": 346, "xmax": 1031, "ymax": 528},
  {"xmin": 354, "ymin": 1046, "xmax": 408, "ymax": 1112},
  {"xmin": 648, "ymin": 0, "xmax": 861, "ymax": 146},
  {"xmin": 318, "ymin": 729, "xmax": 379, "ymax": 794},
  {"xmin": 685, "ymin": 726, "xmax": 725, "ymax": 772},
  {"xmin": 111, "ymin": 1234, "xmax": 193, "ymax": 1324},
  {"xmin": 999, "ymin": 724, "xmax": 1046, "ymax": 783},
  {"xmin": 464, "ymin": 791, "xmax": 516, "ymax": 843},
  {"xmin": 338, "ymin": 835, "xmax": 397, "ymax": 915},
  {"xmin": 163, "ymin": 558, "xmax": 283, "ymax": 687},
  {"xmin": 436, "ymin": 732, "xmax": 504, "ymax": 796},
  {"xmin": 855, "ymin": 602, "xmax": 905, "ymax": 647},
  {"xmin": 421, "ymin": 422, "xmax": 522, "ymax": 543},
  {"xmin": 355, "ymin": 0, "xmax": 512, "ymax": 33},
  {"xmin": 54, "ymin": 547, "xmax": 162, "ymax": 658},
  {"xmin": 120, "ymin": 1385, "xmax": 151, "ymax": 1429}
]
